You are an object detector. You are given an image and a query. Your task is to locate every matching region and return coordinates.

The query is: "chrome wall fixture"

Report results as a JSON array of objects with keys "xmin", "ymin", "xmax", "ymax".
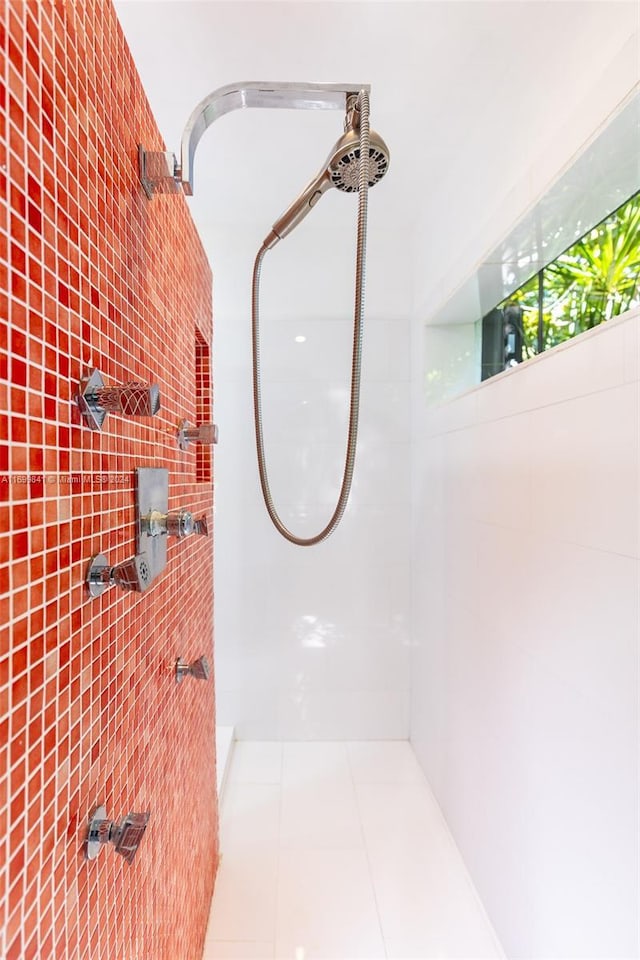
[
  {"xmin": 138, "ymin": 81, "xmax": 370, "ymax": 197},
  {"xmin": 142, "ymin": 509, "xmax": 209, "ymax": 539},
  {"xmin": 76, "ymin": 368, "xmax": 160, "ymax": 430},
  {"xmin": 138, "ymin": 468, "xmax": 209, "ymax": 544},
  {"xmin": 136, "ymin": 467, "xmax": 169, "ymax": 588},
  {"xmin": 177, "ymin": 421, "xmax": 219, "ymax": 451},
  {"xmin": 135, "ymin": 467, "xmax": 209, "ymax": 586},
  {"xmin": 86, "ymin": 553, "xmax": 153, "ymax": 598},
  {"xmin": 176, "ymin": 655, "xmax": 210, "ymax": 684},
  {"xmin": 85, "ymin": 806, "xmax": 150, "ymax": 865},
  {"xmin": 85, "ymin": 469, "xmax": 208, "ymax": 599}
]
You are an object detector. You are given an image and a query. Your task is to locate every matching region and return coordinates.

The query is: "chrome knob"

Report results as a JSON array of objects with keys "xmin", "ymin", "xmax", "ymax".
[
  {"xmin": 77, "ymin": 368, "xmax": 160, "ymax": 430},
  {"xmin": 86, "ymin": 553, "xmax": 153, "ymax": 598},
  {"xmin": 178, "ymin": 420, "xmax": 218, "ymax": 450},
  {"xmin": 176, "ymin": 655, "xmax": 210, "ymax": 683},
  {"xmin": 166, "ymin": 510, "xmax": 196, "ymax": 538},
  {"xmin": 86, "ymin": 806, "xmax": 150, "ymax": 865},
  {"xmin": 141, "ymin": 510, "xmax": 209, "ymax": 539},
  {"xmin": 193, "ymin": 515, "xmax": 208, "ymax": 537}
]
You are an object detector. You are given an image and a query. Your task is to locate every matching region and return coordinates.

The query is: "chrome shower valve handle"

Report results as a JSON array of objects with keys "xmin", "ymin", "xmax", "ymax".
[
  {"xmin": 178, "ymin": 420, "xmax": 219, "ymax": 450},
  {"xmin": 77, "ymin": 368, "xmax": 160, "ymax": 430},
  {"xmin": 193, "ymin": 516, "xmax": 208, "ymax": 536},
  {"xmin": 176, "ymin": 655, "xmax": 211, "ymax": 683},
  {"xmin": 166, "ymin": 509, "xmax": 204, "ymax": 538},
  {"xmin": 141, "ymin": 509, "xmax": 209, "ymax": 539}
]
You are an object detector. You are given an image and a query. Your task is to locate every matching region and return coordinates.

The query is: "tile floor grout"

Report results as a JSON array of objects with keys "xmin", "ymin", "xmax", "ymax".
[
  {"xmin": 347, "ymin": 744, "xmax": 393, "ymax": 960},
  {"xmin": 273, "ymin": 742, "xmax": 284, "ymax": 950}
]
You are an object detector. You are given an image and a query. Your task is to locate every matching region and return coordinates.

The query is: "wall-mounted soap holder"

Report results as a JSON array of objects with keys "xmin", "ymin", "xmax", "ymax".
[
  {"xmin": 77, "ymin": 368, "xmax": 160, "ymax": 430},
  {"xmin": 85, "ymin": 805, "xmax": 150, "ymax": 865}
]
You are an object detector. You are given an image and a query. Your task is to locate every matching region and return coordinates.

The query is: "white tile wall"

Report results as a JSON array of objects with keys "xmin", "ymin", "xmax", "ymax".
[
  {"xmin": 411, "ymin": 309, "xmax": 640, "ymax": 959},
  {"xmin": 213, "ymin": 234, "xmax": 413, "ymax": 738},
  {"xmin": 423, "ymin": 322, "xmax": 479, "ymax": 406}
]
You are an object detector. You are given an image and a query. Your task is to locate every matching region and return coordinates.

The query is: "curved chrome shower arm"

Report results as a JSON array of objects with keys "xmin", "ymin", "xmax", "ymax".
[
  {"xmin": 138, "ymin": 81, "xmax": 371, "ymax": 198},
  {"xmin": 181, "ymin": 81, "xmax": 371, "ymax": 195}
]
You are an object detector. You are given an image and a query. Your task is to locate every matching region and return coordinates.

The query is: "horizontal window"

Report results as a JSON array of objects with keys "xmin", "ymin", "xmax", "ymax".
[{"xmin": 481, "ymin": 189, "xmax": 640, "ymax": 380}]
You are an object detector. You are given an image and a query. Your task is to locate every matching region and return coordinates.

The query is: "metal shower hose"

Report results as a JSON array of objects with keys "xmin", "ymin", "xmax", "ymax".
[{"xmin": 251, "ymin": 89, "xmax": 371, "ymax": 546}]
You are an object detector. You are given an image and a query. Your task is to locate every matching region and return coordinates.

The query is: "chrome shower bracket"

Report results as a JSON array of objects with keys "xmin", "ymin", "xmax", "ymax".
[
  {"xmin": 138, "ymin": 81, "xmax": 371, "ymax": 197},
  {"xmin": 136, "ymin": 467, "xmax": 169, "ymax": 584}
]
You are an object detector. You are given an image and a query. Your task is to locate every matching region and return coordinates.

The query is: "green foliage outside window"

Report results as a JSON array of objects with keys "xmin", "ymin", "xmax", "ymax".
[{"xmin": 498, "ymin": 189, "xmax": 640, "ymax": 360}]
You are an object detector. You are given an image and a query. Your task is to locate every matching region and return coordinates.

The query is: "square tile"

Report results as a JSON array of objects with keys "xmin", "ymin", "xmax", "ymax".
[
  {"xmin": 207, "ymin": 844, "xmax": 278, "ymax": 943},
  {"xmin": 357, "ymin": 784, "xmax": 503, "ymax": 959},
  {"xmin": 275, "ymin": 848, "xmax": 385, "ymax": 959},
  {"xmin": 279, "ymin": 780, "xmax": 362, "ymax": 850},
  {"xmin": 220, "ymin": 783, "xmax": 281, "ymax": 851},
  {"xmin": 347, "ymin": 741, "xmax": 426, "ymax": 785},
  {"xmin": 282, "ymin": 742, "xmax": 351, "ymax": 789},
  {"xmin": 228, "ymin": 742, "xmax": 283, "ymax": 786}
]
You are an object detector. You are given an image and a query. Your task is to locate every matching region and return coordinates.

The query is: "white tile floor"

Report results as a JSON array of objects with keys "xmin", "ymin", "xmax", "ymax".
[{"xmin": 202, "ymin": 741, "xmax": 504, "ymax": 960}]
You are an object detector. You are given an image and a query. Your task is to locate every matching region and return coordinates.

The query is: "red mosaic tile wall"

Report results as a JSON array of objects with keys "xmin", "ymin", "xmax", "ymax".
[{"xmin": 0, "ymin": 2, "xmax": 218, "ymax": 958}]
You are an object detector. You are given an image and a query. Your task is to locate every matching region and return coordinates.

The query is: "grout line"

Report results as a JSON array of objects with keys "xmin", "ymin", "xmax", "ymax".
[
  {"xmin": 264, "ymin": 741, "xmax": 284, "ymax": 958},
  {"xmin": 347, "ymin": 742, "xmax": 390, "ymax": 960},
  {"xmin": 407, "ymin": 748, "xmax": 508, "ymax": 960}
]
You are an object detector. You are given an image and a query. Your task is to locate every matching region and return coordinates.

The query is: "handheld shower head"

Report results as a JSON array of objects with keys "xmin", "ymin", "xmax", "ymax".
[
  {"xmin": 326, "ymin": 127, "xmax": 390, "ymax": 192},
  {"xmin": 264, "ymin": 125, "xmax": 390, "ymax": 247},
  {"xmin": 253, "ymin": 87, "xmax": 389, "ymax": 545}
]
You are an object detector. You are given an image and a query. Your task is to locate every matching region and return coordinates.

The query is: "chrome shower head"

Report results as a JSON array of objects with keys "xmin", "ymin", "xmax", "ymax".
[
  {"xmin": 325, "ymin": 127, "xmax": 390, "ymax": 193},
  {"xmin": 264, "ymin": 123, "xmax": 390, "ymax": 247}
]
